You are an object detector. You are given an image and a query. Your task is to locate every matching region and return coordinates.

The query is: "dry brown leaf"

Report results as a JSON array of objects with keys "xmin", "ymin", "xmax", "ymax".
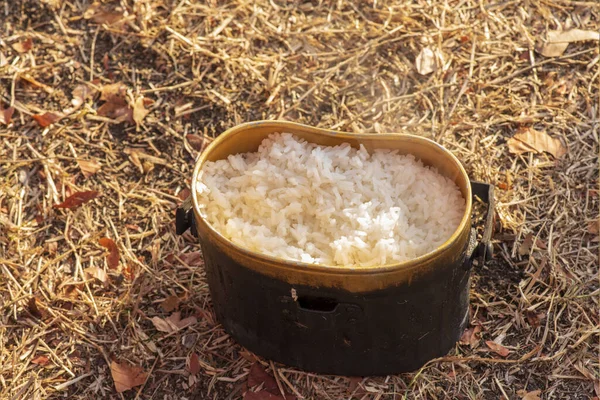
[
  {"xmin": 97, "ymin": 102, "xmax": 133, "ymax": 123},
  {"xmin": 539, "ymin": 29, "xmax": 600, "ymax": 57},
  {"xmin": 160, "ymin": 295, "xmax": 180, "ymax": 312},
  {"xmin": 0, "ymin": 51, "xmax": 7, "ymax": 67},
  {"xmin": 12, "ymin": 38, "xmax": 33, "ymax": 53},
  {"xmin": 485, "ymin": 340, "xmax": 510, "ymax": 357},
  {"xmin": 84, "ymin": 266, "xmax": 108, "ymax": 283},
  {"xmin": 53, "ymin": 190, "xmax": 100, "ymax": 209},
  {"xmin": 246, "ymin": 363, "xmax": 296, "ymax": 399},
  {"xmin": 347, "ymin": 377, "xmax": 364, "ymax": 394},
  {"xmin": 186, "ymin": 134, "xmax": 204, "ymax": 151},
  {"xmin": 110, "ymin": 361, "xmax": 148, "ymax": 393},
  {"xmin": 247, "ymin": 363, "xmax": 279, "ymax": 394},
  {"xmin": 588, "ymin": 220, "xmax": 599, "ymax": 235},
  {"xmin": 100, "ymin": 83, "xmax": 128, "ymax": 102},
  {"xmin": 84, "ymin": 2, "xmax": 125, "ymax": 26},
  {"xmin": 518, "ymin": 233, "xmax": 534, "ymax": 256},
  {"xmin": 152, "ymin": 312, "xmax": 197, "ymax": 333},
  {"xmin": 244, "ymin": 392, "xmax": 291, "ymax": 400},
  {"xmin": 31, "ymin": 355, "xmax": 50, "ymax": 366},
  {"xmin": 97, "ymin": 83, "xmax": 133, "ymax": 123},
  {"xmin": 525, "ymin": 310, "xmax": 545, "ymax": 328},
  {"xmin": 179, "ymin": 251, "xmax": 203, "ymax": 266},
  {"xmin": 239, "ymin": 350, "xmax": 259, "ymax": 363},
  {"xmin": 33, "ymin": 112, "xmax": 62, "ymax": 128},
  {"xmin": 460, "ymin": 325, "xmax": 482, "ymax": 348},
  {"xmin": 151, "ymin": 316, "xmax": 174, "ymax": 333},
  {"xmin": 517, "ymin": 389, "xmax": 542, "ymax": 400},
  {"xmin": 27, "ymin": 297, "xmax": 46, "ymax": 319},
  {"xmin": 178, "ymin": 188, "xmax": 191, "ymax": 202},
  {"xmin": 416, "ymin": 47, "xmax": 435, "ymax": 75},
  {"xmin": 507, "ymin": 128, "xmax": 567, "ymax": 158},
  {"xmin": 188, "ymin": 353, "xmax": 201, "ymax": 375},
  {"xmin": 133, "ymin": 97, "xmax": 150, "ymax": 125},
  {"xmin": 0, "ymin": 105, "xmax": 14, "ymax": 125},
  {"xmin": 77, "ymin": 159, "xmax": 101, "ymax": 178},
  {"xmin": 98, "ymin": 237, "xmax": 120, "ymax": 269},
  {"xmin": 167, "ymin": 311, "xmax": 197, "ymax": 330}
]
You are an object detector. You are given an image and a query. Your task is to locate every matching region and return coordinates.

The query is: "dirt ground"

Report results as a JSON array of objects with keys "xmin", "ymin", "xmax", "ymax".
[{"xmin": 1, "ymin": 0, "xmax": 598, "ymax": 399}]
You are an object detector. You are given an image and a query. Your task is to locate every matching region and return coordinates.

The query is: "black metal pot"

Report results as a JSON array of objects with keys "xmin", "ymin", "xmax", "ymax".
[{"xmin": 176, "ymin": 121, "xmax": 494, "ymax": 376}]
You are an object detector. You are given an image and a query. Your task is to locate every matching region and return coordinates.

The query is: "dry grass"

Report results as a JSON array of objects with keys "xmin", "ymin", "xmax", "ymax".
[{"xmin": 1, "ymin": 0, "xmax": 598, "ymax": 399}]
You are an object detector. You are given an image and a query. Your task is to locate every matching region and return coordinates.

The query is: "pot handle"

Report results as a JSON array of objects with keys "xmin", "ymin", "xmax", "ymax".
[
  {"xmin": 175, "ymin": 196, "xmax": 198, "ymax": 237},
  {"xmin": 469, "ymin": 181, "xmax": 495, "ymax": 265}
]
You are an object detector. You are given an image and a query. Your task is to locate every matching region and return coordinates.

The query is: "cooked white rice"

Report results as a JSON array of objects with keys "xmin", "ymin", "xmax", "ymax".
[{"xmin": 195, "ymin": 133, "xmax": 465, "ymax": 266}]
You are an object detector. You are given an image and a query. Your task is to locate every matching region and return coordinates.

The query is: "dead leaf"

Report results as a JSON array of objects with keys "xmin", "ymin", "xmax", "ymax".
[
  {"xmin": 84, "ymin": 266, "xmax": 108, "ymax": 283},
  {"xmin": 53, "ymin": 190, "xmax": 99, "ymax": 209},
  {"xmin": 0, "ymin": 51, "xmax": 7, "ymax": 67},
  {"xmin": 110, "ymin": 361, "xmax": 148, "ymax": 393},
  {"xmin": 151, "ymin": 312, "xmax": 197, "ymax": 333},
  {"xmin": 534, "ymin": 238, "xmax": 547, "ymax": 250},
  {"xmin": 167, "ymin": 312, "xmax": 197, "ymax": 330},
  {"xmin": 123, "ymin": 263, "xmax": 136, "ymax": 281},
  {"xmin": 518, "ymin": 233, "xmax": 534, "ymax": 256},
  {"xmin": 186, "ymin": 134, "xmax": 204, "ymax": 151},
  {"xmin": 151, "ymin": 316, "xmax": 174, "ymax": 333},
  {"xmin": 517, "ymin": 389, "xmax": 542, "ymax": 400},
  {"xmin": 77, "ymin": 159, "xmax": 101, "ymax": 178},
  {"xmin": 32, "ymin": 112, "xmax": 62, "ymax": 128},
  {"xmin": 416, "ymin": 47, "xmax": 435, "ymax": 75},
  {"xmin": 97, "ymin": 102, "xmax": 133, "ymax": 124},
  {"xmin": 248, "ymin": 363, "xmax": 279, "ymax": 394},
  {"xmin": 31, "ymin": 355, "xmax": 50, "ymax": 366},
  {"xmin": 160, "ymin": 295, "xmax": 180, "ymax": 312},
  {"xmin": 97, "ymin": 83, "xmax": 133, "ymax": 123},
  {"xmin": 239, "ymin": 350, "xmax": 259, "ymax": 363},
  {"xmin": 485, "ymin": 340, "xmax": 510, "ymax": 357},
  {"xmin": 525, "ymin": 310, "xmax": 545, "ymax": 328},
  {"xmin": 507, "ymin": 128, "xmax": 567, "ymax": 158},
  {"xmin": 179, "ymin": 252, "xmax": 203, "ymax": 267},
  {"xmin": 178, "ymin": 188, "xmax": 191, "ymax": 202},
  {"xmin": 538, "ymin": 29, "xmax": 600, "ymax": 57},
  {"xmin": 460, "ymin": 325, "xmax": 482, "ymax": 348},
  {"xmin": 244, "ymin": 391, "xmax": 291, "ymax": 400},
  {"xmin": 0, "ymin": 105, "xmax": 14, "ymax": 125},
  {"xmin": 588, "ymin": 220, "xmax": 599, "ymax": 235},
  {"xmin": 103, "ymin": 53, "xmax": 110, "ymax": 70},
  {"xmin": 27, "ymin": 297, "xmax": 47, "ymax": 319},
  {"xmin": 133, "ymin": 96, "xmax": 150, "ymax": 125},
  {"xmin": 188, "ymin": 353, "xmax": 201, "ymax": 375},
  {"xmin": 100, "ymin": 83, "xmax": 128, "ymax": 102},
  {"xmin": 347, "ymin": 377, "xmax": 364, "ymax": 394},
  {"xmin": 63, "ymin": 284, "xmax": 82, "ymax": 300},
  {"xmin": 84, "ymin": 2, "xmax": 125, "ymax": 26},
  {"xmin": 98, "ymin": 237, "xmax": 119, "ymax": 269},
  {"xmin": 12, "ymin": 38, "xmax": 33, "ymax": 53}
]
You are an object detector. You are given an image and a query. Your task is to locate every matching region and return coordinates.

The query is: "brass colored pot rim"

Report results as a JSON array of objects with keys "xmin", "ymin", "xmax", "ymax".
[{"xmin": 191, "ymin": 120, "xmax": 473, "ymax": 275}]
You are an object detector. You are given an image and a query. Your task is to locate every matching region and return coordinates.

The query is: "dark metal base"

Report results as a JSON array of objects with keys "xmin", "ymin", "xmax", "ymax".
[{"xmin": 201, "ymin": 243, "xmax": 471, "ymax": 376}]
